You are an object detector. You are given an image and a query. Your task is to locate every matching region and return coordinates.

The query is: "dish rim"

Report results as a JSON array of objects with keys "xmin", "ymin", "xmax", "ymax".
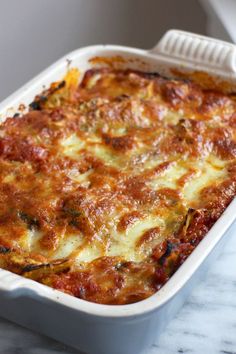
[{"xmin": 0, "ymin": 39, "xmax": 235, "ymax": 319}]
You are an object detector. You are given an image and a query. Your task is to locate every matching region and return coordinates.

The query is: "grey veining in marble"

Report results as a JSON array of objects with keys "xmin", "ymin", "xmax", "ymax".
[{"xmin": 0, "ymin": 227, "xmax": 235, "ymax": 354}]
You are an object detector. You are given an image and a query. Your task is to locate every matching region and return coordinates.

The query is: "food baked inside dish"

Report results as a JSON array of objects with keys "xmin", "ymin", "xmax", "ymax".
[{"xmin": 0, "ymin": 67, "xmax": 235, "ymax": 305}]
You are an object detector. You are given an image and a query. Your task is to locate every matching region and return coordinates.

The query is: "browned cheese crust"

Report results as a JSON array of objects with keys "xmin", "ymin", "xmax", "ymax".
[{"xmin": 0, "ymin": 68, "xmax": 235, "ymax": 304}]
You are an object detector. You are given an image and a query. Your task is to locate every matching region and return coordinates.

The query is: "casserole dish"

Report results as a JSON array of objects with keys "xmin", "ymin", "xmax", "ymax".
[{"xmin": 0, "ymin": 29, "xmax": 235, "ymax": 354}]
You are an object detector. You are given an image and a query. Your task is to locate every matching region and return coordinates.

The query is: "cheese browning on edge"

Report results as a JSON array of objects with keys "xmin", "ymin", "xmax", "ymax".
[{"xmin": 0, "ymin": 68, "xmax": 235, "ymax": 304}]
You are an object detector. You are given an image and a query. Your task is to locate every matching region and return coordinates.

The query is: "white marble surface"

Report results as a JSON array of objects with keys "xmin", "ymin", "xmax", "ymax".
[{"xmin": 0, "ymin": 226, "xmax": 235, "ymax": 354}]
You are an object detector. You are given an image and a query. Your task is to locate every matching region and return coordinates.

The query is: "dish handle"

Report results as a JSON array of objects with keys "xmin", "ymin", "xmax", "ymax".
[{"xmin": 150, "ymin": 29, "xmax": 236, "ymax": 74}]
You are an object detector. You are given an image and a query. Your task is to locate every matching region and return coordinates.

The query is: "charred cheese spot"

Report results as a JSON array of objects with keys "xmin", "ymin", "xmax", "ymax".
[
  {"xmin": 102, "ymin": 134, "xmax": 134, "ymax": 152},
  {"xmin": 0, "ymin": 67, "xmax": 235, "ymax": 304}
]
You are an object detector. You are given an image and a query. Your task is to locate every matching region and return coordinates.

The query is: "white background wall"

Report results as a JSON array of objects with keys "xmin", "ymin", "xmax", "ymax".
[
  {"xmin": 0, "ymin": 0, "xmax": 206, "ymax": 101},
  {"xmin": 200, "ymin": 0, "xmax": 236, "ymax": 42}
]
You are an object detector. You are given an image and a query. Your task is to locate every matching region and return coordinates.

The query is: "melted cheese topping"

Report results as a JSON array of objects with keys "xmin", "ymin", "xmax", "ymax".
[{"xmin": 0, "ymin": 68, "xmax": 235, "ymax": 305}]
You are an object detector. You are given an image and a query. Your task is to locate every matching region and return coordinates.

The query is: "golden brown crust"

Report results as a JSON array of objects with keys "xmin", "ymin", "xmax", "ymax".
[{"xmin": 0, "ymin": 67, "xmax": 235, "ymax": 304}]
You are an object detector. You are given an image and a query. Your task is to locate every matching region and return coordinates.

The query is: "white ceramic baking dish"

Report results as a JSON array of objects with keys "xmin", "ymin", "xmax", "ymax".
[{"xmin": 0, "ymin": 30, "xmax": 236, "ymax": 354}]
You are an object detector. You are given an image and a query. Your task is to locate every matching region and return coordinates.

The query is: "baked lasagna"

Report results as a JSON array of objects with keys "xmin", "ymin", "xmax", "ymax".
[{"xmin": 0, "ymin": 67, "xmax": 235, "ymax": 305}]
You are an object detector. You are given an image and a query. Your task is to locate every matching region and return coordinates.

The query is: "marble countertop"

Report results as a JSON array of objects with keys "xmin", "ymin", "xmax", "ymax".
[{"xmin": 0, "ymin": 226, "xmax": 235, "ymax": 354}]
